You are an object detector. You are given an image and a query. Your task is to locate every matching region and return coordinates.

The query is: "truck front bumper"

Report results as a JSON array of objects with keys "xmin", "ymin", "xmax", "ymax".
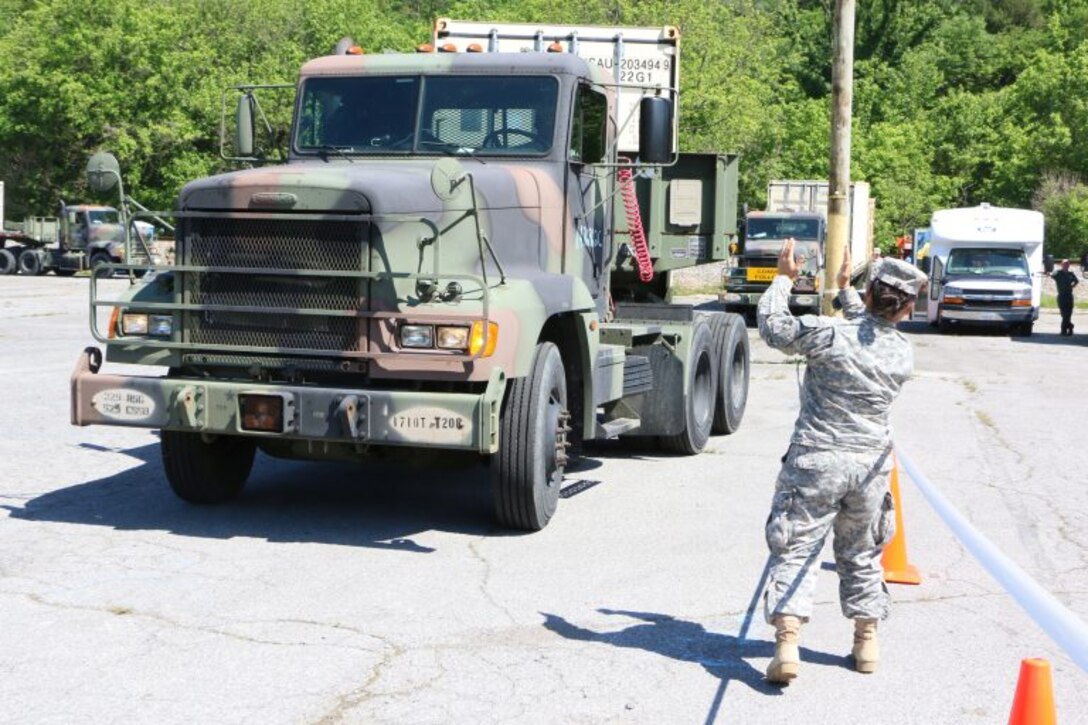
[
  {"xmin": 940, "ymin": 307, "xmax": 1037, "ymax": 324},
  {"xmin": 70, "ymin": 347, "xmax": 503, "ymax": 454},
  {"xmin": 719, "ymin": 291, "xmax": 820, "ymax": 311}
]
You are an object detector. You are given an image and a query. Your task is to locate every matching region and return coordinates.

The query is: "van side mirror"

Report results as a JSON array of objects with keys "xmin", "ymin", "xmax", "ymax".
[
  {"xmin": 638, "ymin": 96, "xmax": 673, "ymax": 164},
  {"xmin": 236, "ymin": 93, "xmax": 257, "ymax": 157}
]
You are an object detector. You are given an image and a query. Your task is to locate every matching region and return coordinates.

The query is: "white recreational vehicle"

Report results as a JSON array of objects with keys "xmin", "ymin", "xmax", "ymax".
[{"xmin": 925, "ymin": 204, "xmax": 1044, "ymax": 336}]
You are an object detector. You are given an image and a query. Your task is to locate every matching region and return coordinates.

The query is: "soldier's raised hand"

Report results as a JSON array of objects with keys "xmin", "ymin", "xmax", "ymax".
[
  {"xmin": 837, "ymin": 245, "xmax": 853, "ymax": 289},
  {"xmin": 778, "ymin": 238, "xmax": 800, "ymax": 280}
]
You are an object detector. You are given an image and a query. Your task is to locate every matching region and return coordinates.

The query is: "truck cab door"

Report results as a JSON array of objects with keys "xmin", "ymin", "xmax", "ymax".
[
  {"xmin": 568, "ymin": 86, "xmax": 611, "ymax": 312},
  {"xmin": 68, "ymin": 209, "xmax": 87, "ymax": 250}
]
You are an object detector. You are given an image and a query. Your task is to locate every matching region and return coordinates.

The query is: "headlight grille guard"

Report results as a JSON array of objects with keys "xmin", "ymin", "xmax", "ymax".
[{"xmin": 89, "ymin": 210, "xmax": 496, "ymax": 363}]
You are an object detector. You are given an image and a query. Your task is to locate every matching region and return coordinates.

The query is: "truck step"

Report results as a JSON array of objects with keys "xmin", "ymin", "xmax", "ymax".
[{"xmin": 597, "ymin": 417, "xmax": 641, "ymax": 439}]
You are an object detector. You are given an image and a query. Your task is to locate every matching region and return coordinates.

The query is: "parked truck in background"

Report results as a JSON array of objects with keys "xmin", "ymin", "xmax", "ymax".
[
  {"xmin": 0, "ymin": 194, "xmax": 161, "ymax": 276},
  {"xmin": 924, "ymin": 203, "xmax": 1043, "ymax": 336},
  {"xmin": 70, "ymin": 20, "xmax": 751, "ymax": 531},
  {"xmin": 719, "ymin": 180, "xmax": 874, "ymax": 322}
]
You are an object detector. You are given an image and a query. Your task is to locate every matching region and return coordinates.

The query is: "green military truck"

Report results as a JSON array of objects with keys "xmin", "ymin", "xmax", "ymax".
[
  {"xmin": 0, "ymin": 201, "xmax": 161, "ymax": 276},
  {"xmin": 71, "ymin": 21, "xmax": 750, "ymax": 530}
]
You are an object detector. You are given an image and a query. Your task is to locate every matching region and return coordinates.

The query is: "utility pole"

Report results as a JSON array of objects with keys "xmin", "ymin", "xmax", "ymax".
[{"xmin": 823, "ymin": 0, "xmax": 856, "ymax": 314}]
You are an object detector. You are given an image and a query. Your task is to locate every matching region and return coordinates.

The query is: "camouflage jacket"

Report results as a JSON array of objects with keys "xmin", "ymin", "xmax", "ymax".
[{"xmin": 758, "ymin": 275, "xmax": 913, "ymax": 452}]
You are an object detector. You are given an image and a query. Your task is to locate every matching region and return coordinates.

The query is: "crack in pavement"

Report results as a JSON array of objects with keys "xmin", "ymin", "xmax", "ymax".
[
  {"xmin": 1, "ymin": 589, "xmax": 387, "ymax": 652},
  {"xmin": 468, "ymin": 536, "xmax": 518, "ymax": 626}
]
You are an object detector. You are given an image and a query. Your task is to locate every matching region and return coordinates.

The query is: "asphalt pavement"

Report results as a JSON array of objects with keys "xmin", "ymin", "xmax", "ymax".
[{"xmin": 1, "ymin": 275, "xmax": 1087, "ymax": 724}]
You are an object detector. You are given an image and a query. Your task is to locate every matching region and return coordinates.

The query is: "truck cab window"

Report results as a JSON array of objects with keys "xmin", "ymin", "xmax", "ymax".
[
  {"xmin": 419, "ymin": 76, "xmax": 558, "ymax": 154},
  {"xmin": 297, "ymin": 76, "xmax": 419, "ymax": 152},
  {"xmin": 571, "ymin": 86, "xmax": 607, "ymax": 164}
]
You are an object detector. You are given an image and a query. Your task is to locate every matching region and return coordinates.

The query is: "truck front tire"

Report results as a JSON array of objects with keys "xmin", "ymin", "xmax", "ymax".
[
  {"xmin": 491, "ymin": 342, "xmax": 568, "ymax": 531},
  {"xmin": 90, "ymin": 252, "xmax": 113, "ymax": 276},
  {"xmin": 161, "ymin": 430, "xmax": 256, "ymax": 504}
]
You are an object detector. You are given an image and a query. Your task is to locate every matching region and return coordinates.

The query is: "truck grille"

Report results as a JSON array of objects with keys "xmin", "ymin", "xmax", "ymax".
[{"xmin": 181, "ymin": 215, "xmax": 368, "ymax": 354}]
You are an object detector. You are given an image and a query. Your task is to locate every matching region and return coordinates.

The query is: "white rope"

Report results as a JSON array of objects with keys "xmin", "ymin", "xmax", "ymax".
[{"xmin": 897, "ymin": 448, "xmax": 1088, "ymax": 673}]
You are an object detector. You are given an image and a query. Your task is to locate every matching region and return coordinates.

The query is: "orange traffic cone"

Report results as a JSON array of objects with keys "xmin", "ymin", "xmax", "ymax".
[
  {"xmin": 1008, "ymin": 658, "xmax": 1057, "ymax": 725},
  {"xmin": 882, "ymin": 452, "xmax": 921, "ymax": 585}
]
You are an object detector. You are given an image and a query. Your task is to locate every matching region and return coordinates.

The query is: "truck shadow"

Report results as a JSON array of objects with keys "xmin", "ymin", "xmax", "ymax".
[{"xmin": 4, "ymin": 442, "xmax": 509, "ymax": 552}]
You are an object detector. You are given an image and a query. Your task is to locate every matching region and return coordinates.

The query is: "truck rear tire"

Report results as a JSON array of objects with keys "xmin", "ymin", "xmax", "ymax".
[
  {"xmin": 712, "ymin": 314, "xmax": 749, "ymax": 435},
  {"xmin": 18, "ymin": 249, "xmax": 44, "ymax": 275},
  {"xmin": 660, "ymin": 319, "xmax": 716, "ymax": 455},
  {"xmin": 491, "ymin": 342, "xmax": 568, "ymax": 531},
  {"xmin": 161, "ymin": 430, "xmax": 256, "ymax": 504},
  {"xmin": 0, "ymin": 249, "xmax": 15, "ymax": 275}
]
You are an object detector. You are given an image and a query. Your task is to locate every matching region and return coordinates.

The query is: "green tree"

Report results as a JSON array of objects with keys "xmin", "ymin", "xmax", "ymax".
[{"xmin": 1034, "ymin": 172, "xmax": 1088, "ymax": 259}]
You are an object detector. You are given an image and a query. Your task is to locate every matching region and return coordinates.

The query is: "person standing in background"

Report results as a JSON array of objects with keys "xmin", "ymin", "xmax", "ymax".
[{"xmin": 1052, "ymin": 259, "xmax": 1078, "ymax": 336}]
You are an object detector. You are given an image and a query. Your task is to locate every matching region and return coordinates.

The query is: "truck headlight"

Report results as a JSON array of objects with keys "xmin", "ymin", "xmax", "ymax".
[
  {"xmin": 436, "ymin": 325, "xmax": 470, "ymax": 350},
  {"xmin": 121, "ymin": 313, "xmax": 148, "ymax": 335},
  {"xmin": 149, "ymin": 315, "xmax": 173, "ymax": 336},
  {"xmin": 943, "ymin": 286, "xmax": 963, "ymax": 297},
  {"xmin": 399, "ymin": 324, "xmax": 434, "ymax": 348}
]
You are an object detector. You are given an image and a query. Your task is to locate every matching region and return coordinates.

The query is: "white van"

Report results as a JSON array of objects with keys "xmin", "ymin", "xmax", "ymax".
[{"xmin": 925, "ymin": 204, "xmax": 1044, "ymax": 336}]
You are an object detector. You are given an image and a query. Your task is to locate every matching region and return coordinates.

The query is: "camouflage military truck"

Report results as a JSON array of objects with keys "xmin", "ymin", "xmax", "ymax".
[
  {"xmin": 0, "ymin": 202, "xmax": 161, "ymax": 276},
  {"xmin": 71, "ymin": 22, "xmax": 750, "ymax": 531}
]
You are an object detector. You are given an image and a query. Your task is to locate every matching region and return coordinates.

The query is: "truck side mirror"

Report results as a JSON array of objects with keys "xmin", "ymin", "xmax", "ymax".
[
  {"xmin": 918, "ymin": 257, "xmax": 931, "ymax": 274},
  {"xmin": 236, "ymin": 93, "xmax": 257, "ymax": 157},
  {"xmin": 638, "ymin": 96, "xmax": 673, "ymax": 164},
  {"xmin": 86, "ymin": 152, "xmax": 120, "ymax": 193},
  {"xmin": 1043, "ymin": 254, "xmax": 1055, "ymax": 274}
]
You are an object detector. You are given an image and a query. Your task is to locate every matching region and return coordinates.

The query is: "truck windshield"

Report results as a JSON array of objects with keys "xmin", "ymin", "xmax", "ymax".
[
  {"xmin": 747, "ymin": 217, "xmax": 821, "ymax": 241},
  {"xmin": 86, "ymin": 209, "xmax": 119, "ymax": 225},
  {"xmin": 946, "ymin": 248, "xmax": 1029, "ymax": 276},
  {"xmin": 295, "ymin": 75, "xmax": 559, "ymax": 156}
]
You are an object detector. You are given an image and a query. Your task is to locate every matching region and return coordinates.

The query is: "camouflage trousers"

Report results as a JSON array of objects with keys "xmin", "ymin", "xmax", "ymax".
[{"xmin": 763, "ymin": 444, "xmax": 896, "ymax": 623}]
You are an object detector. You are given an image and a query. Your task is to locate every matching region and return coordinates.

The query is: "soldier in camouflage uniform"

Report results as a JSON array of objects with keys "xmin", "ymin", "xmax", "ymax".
[{"xmin": 757, "ymin": 239, "xmax": 928, "ymax": 683}]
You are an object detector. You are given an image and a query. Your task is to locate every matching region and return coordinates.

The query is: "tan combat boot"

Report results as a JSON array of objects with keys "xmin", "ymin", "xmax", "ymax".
[
  {"xmin": 852, "ymin": 618, "xmax": 879, "ymax": 673},
  {"xmin": 766, "ymin": 615, "xmax": 802, "ymax": 683}
]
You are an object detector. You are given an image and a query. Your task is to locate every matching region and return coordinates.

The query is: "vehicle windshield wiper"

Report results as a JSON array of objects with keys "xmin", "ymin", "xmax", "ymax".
[
  {"xmin": 313, "ymin": 145, "xmax": 356, "ymax": 163},
  {"xmin": 418, "ymin": 140, "xmax": 486, "ymax": 165}
]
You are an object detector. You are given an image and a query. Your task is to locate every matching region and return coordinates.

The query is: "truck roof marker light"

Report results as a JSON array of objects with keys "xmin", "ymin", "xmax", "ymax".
[
  {"xmin": 438, "ymin": 43, "xmax": 458, "ymax": 53},
  {"xmin": 547, "ymin": 42, "xmax": 564, "ymax": 53},
  {"xmin": 467, "ymin": 43, "xmax": 483, "ymax": 53},
  {"xmin": 416, "ymin": 43, "xmax": 435, "ymax": 53},
  {"xmin": 346, "ymin": 46, "xmax": 365, "ymax": 55}
]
